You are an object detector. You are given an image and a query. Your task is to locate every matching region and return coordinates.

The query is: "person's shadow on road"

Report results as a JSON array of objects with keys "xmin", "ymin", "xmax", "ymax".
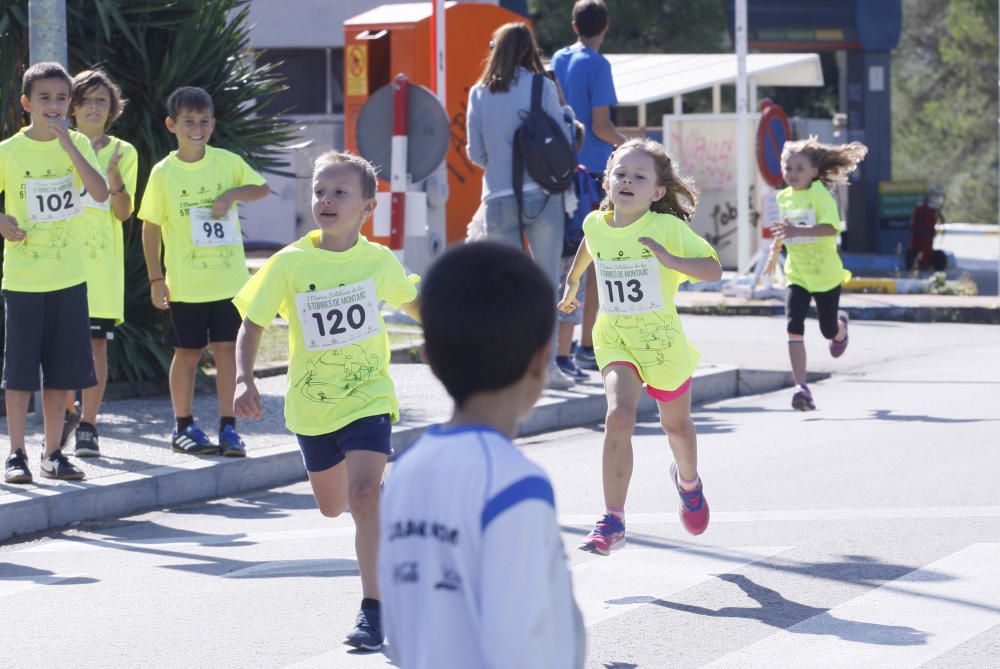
[{"xmin": 649, "ymin": 573, "xmax": 927, "ymax": 646}]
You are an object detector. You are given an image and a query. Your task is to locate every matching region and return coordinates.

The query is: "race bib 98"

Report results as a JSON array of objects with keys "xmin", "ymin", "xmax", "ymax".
[
  {"xmin": 190, "ymin": 207, "xmax": 240, "ymax": 247},
  {"xmin": 295, "ymin": 279, "xmax": 383, "ymax": 351},
  {"xmin": 780, "ymin": 208, "xmax": 818, "ymax": 245},
  {"xmin": 594, "ymin": 258, "xmax": 664, "ymax": 315},
  {"xmin": 26, "ymin": 175, "xmax": 80, "ymax": 223}
]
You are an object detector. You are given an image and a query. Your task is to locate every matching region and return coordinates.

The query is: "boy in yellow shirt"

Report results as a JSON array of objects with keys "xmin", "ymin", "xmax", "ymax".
[
  {"xmin": 233, "ymin": 151, "xmax": 420, "ymax": 650},
  {"xmin": 1, "ymin": 62, "xmax": 108, "ymax": 483},
  {"xmin": 139, "ymin": 86, "xmax": 269, "ymax": 456}
]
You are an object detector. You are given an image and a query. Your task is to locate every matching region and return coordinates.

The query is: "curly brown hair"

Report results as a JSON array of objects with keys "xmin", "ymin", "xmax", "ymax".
[
  {"xmin": 781, "ymin": 136, "xmax": 868, "ymax": 187},
  {"xmin": 601, "ymin": 138, "xmax": 698, "ymax": 221}
]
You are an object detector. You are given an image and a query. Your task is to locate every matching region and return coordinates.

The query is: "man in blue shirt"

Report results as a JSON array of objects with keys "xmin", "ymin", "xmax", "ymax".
[{"xmin": 552, "ymin": 0, "xmax": 628, "ymax": 371}]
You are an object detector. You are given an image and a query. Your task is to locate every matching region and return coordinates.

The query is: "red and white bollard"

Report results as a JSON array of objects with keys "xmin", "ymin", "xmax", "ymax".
[{"xmin": 390, "ymin": 74, "xmax": 409, "ymax": 251}]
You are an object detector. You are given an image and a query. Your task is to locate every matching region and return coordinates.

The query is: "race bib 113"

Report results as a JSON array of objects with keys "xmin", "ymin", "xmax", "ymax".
[{"xmin": 594, "ymin": 257, "xmax": 664, "ymax": 315}]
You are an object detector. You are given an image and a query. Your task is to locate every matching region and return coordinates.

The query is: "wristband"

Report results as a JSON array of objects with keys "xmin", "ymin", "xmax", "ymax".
[
  {"xmin": 149, "ymin": 277, "xmax": 164, "ymax": 284},
  {"xmin": 110, "ymin": 185, "xmax": 127, "ymax": 196}
]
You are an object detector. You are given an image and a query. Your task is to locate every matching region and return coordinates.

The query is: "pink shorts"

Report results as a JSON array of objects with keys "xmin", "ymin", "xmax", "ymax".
[{"xmin": 604, "ymin": 361, "xmax": 692, "ymax": 402}]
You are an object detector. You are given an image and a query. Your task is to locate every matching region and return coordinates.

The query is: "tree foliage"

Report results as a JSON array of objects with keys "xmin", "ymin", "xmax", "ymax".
[
  {"xmin": 893, "ymin": 0, "xmax": 998, "ymax": 223},
  {"xmin": 0, "ymin": 0, "xmax": 295, "ymax": 388}
]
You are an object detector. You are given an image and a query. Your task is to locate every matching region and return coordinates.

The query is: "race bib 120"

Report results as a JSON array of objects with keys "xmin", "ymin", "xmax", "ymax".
[
  {"xmin": 26, "ymin": 175, "xmax": 80, "ymax": 223},
  {"xmin": 780, "ymin": 208, "xmax": 818, "ymax": 245},
  {"xmin": 295, "ymin": 279, "xmax": 383, "ymax": 351},
  {"xmin": 594, "ymin": 257, "xmax": 664, "ymax": 315},
  {"xmin": 190, "ymin": 207, "xmax": 240, "ymax": 247}
]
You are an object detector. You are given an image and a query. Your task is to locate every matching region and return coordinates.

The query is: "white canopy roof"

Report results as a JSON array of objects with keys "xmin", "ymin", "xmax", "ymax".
[{"xmin": 605, "ymin": 53, "xmax": 824, "ymax": 106}]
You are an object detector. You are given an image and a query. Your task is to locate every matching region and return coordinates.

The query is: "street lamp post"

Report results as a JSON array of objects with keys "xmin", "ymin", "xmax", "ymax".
[
  {"xmin": 28, "ymin": 0, "xmax": 67, "ymax": 66},
  {"xmin": 735, "ymin": 0, "xmax": 750, "ymax": 273}
]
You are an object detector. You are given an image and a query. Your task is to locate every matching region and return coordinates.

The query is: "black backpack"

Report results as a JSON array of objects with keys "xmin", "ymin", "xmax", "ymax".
[{"xmin": 512, "ymin": 74, "xmax": 577, "ymax": 247}]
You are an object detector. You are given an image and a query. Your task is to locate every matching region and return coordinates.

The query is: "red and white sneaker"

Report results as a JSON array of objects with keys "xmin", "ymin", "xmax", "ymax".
[
  {"xmin": 579, "ymin": 514, "xmax": 626, "ymax": 556},
  {"xmin": 670, "ymin": 463, "xmax": 709, "ymax": 535}
]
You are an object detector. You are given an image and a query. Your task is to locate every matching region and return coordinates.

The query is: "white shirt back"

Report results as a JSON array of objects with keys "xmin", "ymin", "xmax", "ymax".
[{"xmin": 378, "ymin": 424, "xmax": 585, "ymax": 669}]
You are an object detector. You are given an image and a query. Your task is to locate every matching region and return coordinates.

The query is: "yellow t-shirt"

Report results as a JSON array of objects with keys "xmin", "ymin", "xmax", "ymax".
[
  {"xmin": 137, "ymin": 145, "xmax": 266, "ymax": 303},
  {"xmin": 80, "ymin": 137, "xmax": 139, "ymax": 322},
  {"xmin": 583, "ymin": 209, "xmax": 718, "ymax": 392},
  {"xmin": 233, "ymin": 231, "xmax": 420, "ymax": 436},
  {"xmin": 776, "ymin": 180, "xmax": 852, "ymax": 293},
  {"xmin": 0, "ymin": 128, "xmax": 100, "ymax": 292}
]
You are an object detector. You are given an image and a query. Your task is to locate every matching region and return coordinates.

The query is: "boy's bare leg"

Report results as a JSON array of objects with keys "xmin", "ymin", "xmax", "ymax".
[
  {"xmin": 42, "ymin": 389, "xmax": 69, "ymax": 457},
  {"xmin": 601, "ymin": 365, "xmax": 643, "ymax": 510},
  {"xmin": 557, "ymin": 321, "xmax": 575, "ymax": 357},
  {"xmin": 5, "ymin": 389, "xmax": 31, "ymax": 454},
  {"xmin": 169, "ymin": 348, "xmax": 202, "ymax": 418},
  {"xmin": 657, "ymin": 387, "xmax": 698, "ymax": 482},
  {"xmin": 307, "ymin": 461, "xmax": 349, "ymax": 517},
  {"xmin": 788, "ymin": 334, "xmax": 807, "ymax": 386},
  {"xmin": 345, "ymin": 450, "xmax": 389, "ymax": 600},
  {"xmin": 81, "ymin": 339, "xmax": 108, "ymax": 425},
  {"xmin": 210, "ymin": 341, "xmax": 237, "ymax": 418}
]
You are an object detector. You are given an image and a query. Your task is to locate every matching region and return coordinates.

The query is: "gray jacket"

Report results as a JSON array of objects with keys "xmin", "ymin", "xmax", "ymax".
[{"xmin": 466, "ymin": 67, "xmax": 571, "ymax": 201}]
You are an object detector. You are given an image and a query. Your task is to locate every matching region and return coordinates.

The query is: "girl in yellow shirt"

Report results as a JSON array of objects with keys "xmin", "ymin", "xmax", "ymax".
[
  {"xmin": 559, "ymin": 138, "xmax": 721, "ymax": 553},
  {"xmin": 771, "ymin": 137, "xmax": 867, "ymax": 411}
]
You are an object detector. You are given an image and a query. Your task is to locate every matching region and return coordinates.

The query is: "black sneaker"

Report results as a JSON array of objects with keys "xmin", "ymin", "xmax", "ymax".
[
  {"xmin": 4, "ymin": 449, "xmax": 33, "ymax": 484},
  {"xmin": 39, "ymin": 448, "xmax": 85, "ymax": 481},
  {"xmin": 73, "ymin": 422, "xmax": 101, "ymax": 458},
  {"xmin": 60, "ymin": 404, "xmax": 81, "ymax": 449},
  {"xmin": 171, "ymin": 424, "xmax": 219, "ymax": 455},
  {"xmin": 344, "ymin": 604, "xmax": 383, "ymax": 650}
]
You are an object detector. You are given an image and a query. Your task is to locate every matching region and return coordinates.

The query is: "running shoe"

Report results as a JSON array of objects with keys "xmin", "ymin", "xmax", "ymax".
[
  {"xmin": 574, "ymin": 346, "xmax": 599, "ymax": 371},
  {"xmin": 579, "ymin": 514, "xmax": 626, "ymax": 555},
  {"xmin": 4, "ymin": 449, "xmax": 33, "ymax": 484},
  {"xmin": 670, "ymin": 463, "xmax": 709, "ymax": 535},
  {"xmin": 556, "ymin": 355, "xmax": 588, "ymax": 380},
  {"xmin": 40, "ymin": 448, "xmax": 85, "ymax": 481},
  {"xmin": 218, "ymin": 425, "xmax": 247, "ymax": 458},
  {"xmin": 73, "ymin": 422, "xmax": 101, "ymax": 458},
  {"xmin": 791, "ymin": 384, "xmax": 816, "ymax": 411},
  {"xmin": 829, "ymin": 310, "xmax": 850, "ymax": 358},
  {"xmin": 344, "ymin": 604, "xmax": 383, "ymax": 650},
  {"xmin": 546, "ymin": 363, "xmax": 576, "ymax": 390},
  {"xmin": 171, "ymin": 424, "xmax": 218, "ymax": 455}
]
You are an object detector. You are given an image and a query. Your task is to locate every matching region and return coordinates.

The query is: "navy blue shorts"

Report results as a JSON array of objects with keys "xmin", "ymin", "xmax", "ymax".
[
  {"xmin": 295, "ymin": 414, "xmax": 392, "ymax": 473},
  {"xmin": 2, "ymin": 283, "xmax": 97, "ymax": 391},
  {"xmin": 167, "ymin": 298, "xmax": 241, "ymax": 349}
]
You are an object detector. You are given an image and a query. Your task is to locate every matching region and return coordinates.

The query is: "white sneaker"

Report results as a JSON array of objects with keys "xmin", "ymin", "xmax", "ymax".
[{"xmin": 546, "ymin": 363, "xmax": 576, "ymax": 390}]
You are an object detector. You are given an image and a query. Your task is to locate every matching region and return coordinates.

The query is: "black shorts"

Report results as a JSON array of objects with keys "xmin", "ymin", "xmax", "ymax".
[
  {"xmin": 2, "ymin": 283, "xmax": 97, "ymax": 391},
  {"xmin": 167, "ymin": 298, "xmax": 241, "ymax": 349},
  {"xmin": 786, "ymin": 284, "xmax": 842, "ymax": 339},
  {"xmin": 294, "ymin": 414, "xmax": 392, "ymax": 473},
  {"xmin": 90, "ymin": 317, "xmax": 116, "ymax": 340}
]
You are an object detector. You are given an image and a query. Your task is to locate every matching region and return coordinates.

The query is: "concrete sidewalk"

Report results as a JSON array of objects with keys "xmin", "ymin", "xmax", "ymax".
[
  {"xmin": 0, "ymin": 356, "xmax": 804, "ymax": 542},
  {"xmin": 675, "ymin": 290, "xmax": 1000, "ymax": 324}
]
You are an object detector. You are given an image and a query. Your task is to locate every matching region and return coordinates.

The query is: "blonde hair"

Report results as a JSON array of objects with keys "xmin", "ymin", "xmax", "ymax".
[
  {"xmin": 782, "ymin": 136, "xmax": 868, "ymax": 187},
  {"xmin": 313, "ymin": 150, "xmax": 378, "ymax": 199},
  {"xmin": 601, "ymin": 138, "xmax": 698, "ymax": 221}
]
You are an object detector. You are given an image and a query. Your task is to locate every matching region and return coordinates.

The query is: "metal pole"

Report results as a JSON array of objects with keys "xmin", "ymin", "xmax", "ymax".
[
  {"xmin": 433, "ymin": 0, "xmax": 446, "ymax": 105},
  {"xmin": 28, "ymin": 0, "xmax": 67, "ymax": 66},
  {"xmin": 735, "ymin": 0, "xmax": 751, "ymax": 271},
  {"xmin": 996, "ymin": 0, "xmax": 999, "ymax": 295}
]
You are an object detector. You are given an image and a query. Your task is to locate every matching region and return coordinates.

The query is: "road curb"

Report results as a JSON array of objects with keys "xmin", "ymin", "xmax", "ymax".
[
  {"xmin": 676, "ymin": 303, "xmax": 1000, "ymax": 325},
  {"xmin": 0, "ymin": 365, "xmax": 821, "ymax": 543}
]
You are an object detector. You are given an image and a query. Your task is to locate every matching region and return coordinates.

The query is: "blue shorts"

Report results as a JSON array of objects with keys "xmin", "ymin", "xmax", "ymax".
[{"xmin": 295, "ymin": 414, "xmax": 392, "ymax": 473}]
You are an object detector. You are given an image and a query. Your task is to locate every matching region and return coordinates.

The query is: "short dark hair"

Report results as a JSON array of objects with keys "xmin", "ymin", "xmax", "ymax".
[
  {"xmin": 22, "ymin": 62, "xmax": 72, "ymax": 98},
  {"xmin": 573, "ymin": 0, "xmax": 609, "ymax": 38},
  {"xmin": 313, "ymin": 150, "xmax": 378, "ymax": 199},
  {"xmin": 71, "ymin": 69, "xmax": 126, "ymax": 129},
  {"xmin": 166, "ymin": 86, "xmax": 214, "ymax": 119},
  {"xmin": 421, "ymin": 242, "xmax": 555, "ymax": 408}
]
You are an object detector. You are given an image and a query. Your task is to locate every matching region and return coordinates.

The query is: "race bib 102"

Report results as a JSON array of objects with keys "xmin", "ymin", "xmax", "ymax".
[
  {"xmin": 295, "ymin": 279, "xmax": 383, "ymax": 351},
  {"xmin": 780, "ymin": 208, "xmax": 818, "ymax": 245},
  {"xmin": 594, "ymin": 257, "xmax": 664, "ymax": 315},
  {"xmin": 26, "ymin": 175, "xmax": 80, "ymax": 223},
  {"xmin": 190, "ymin": 207, "xmax": 240, "ymax": 247}
]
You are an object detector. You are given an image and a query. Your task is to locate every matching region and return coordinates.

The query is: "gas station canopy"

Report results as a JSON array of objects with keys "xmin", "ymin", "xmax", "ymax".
[{"xmin": 605, "ymin": 52, "xmax": 823, "ymax": 106}]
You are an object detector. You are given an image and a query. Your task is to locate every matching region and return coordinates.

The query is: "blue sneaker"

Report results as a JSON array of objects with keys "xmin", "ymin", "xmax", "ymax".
[
  {"xmin": 344, "ymin": 604, "xmax": 383, "ymax": 650},
  {"xmin": 557, "ymin": 355, "xmax": 588, "ymax": 380},
  {"xmin": 218, "ymin": 425, "xmax": 247, "ymax": 457},
  {"xmin": 574, "ymin": 346, "xmax": 599, "ymax": 371},
  {"xmin": 171, "ymin": 424, "xmax": 218, "ymax": 455}
]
